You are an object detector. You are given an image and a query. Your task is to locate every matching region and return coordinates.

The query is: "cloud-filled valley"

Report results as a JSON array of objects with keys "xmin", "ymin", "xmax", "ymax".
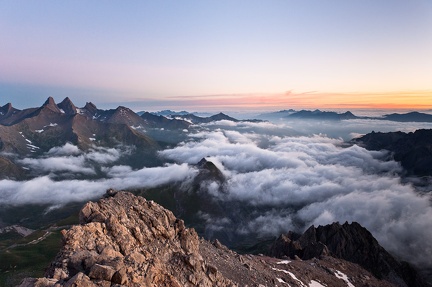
[
  {"xmin": 160, "ymin": 121, "xmax": 432, "ymax": 267},
  {"xmin": 1, "ymin": 119, "xmax": 432, "ymax": 269}
]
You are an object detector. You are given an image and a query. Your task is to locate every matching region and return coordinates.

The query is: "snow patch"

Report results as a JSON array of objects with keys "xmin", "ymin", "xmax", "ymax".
[
  {"xmin": 35, "ymin": 129, "xmax": 44, "ymax": 133},
  {"xmin": 59, "ymin": 109, "xmax": 65, "ymax": 114},
  {"xmin": 276, "ymin": 278, "xmax": 290, "ymax": 285},
  {"xmin": 130, "ymin": 125, "xmax": 145, "ymax": 131},
  {"xmin": 276, "ymin": 260, "xmax": 292, "ymax": 265},
  {"xmin": 272, "ymin": 268, "xmax": 306, "ymax": 287},
  {"xmin": 335, "ymin": 270, "xmax": 354, "ymax": 287},
  {"xmin": 0, "ymin": 225, "xmax": 35, "ymax": 237},
  {"xmin": 309, "ymin": 280, "xmax": 326, "ymax": 287},
  {"xmin": 89, "ymin": 138, "xmax": 96, "ymax": 141},
  {"xmin": 27, "ymin": 144, "xmax": 40, "ymax": 150},
  {"xmin": 175, "ymin": 117, "xmax": 193, "ymax": 124}
]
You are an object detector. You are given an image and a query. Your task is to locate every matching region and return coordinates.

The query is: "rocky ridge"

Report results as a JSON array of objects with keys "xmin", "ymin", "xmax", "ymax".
[
  {"xmin": 269, "ymin": 222, "xmax": 424, "ymax": 287},
  {"xmin": 353, "ymin": 129, "xmax": 432, "ymax": 176},
  {"xmin": 18, "ymin": 191, "xmax": 421, "ymax": 287}
]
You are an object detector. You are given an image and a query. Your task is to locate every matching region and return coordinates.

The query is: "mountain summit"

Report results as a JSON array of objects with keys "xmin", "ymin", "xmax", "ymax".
[
  {"xmin": 57, "ymin": 97, "xmax": 77, "ymax": 115},
  {"xmin": 41, "ymin": 97, "xmax": 62, "ymax": 113}
]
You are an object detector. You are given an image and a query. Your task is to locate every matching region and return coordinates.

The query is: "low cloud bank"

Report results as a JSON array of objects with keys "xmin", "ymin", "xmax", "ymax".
[
  {"xmin": 0, "ymin": 163, "xmax": 196, "ymax": 206},
  {"xmin": 160, "ymin": 127, "xmax": 432, "ymax": 267},
  {"xmin": 18, "ymin": 143, "xmax": 129, "ymax": 176}
]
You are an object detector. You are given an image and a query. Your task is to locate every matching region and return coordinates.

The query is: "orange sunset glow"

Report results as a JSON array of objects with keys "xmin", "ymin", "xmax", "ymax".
[{"xmin": 158, "ymin": 90, "xmax": 432, "ymax": 111}]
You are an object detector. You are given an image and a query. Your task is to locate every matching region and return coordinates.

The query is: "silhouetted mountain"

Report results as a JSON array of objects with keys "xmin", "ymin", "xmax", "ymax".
[
  {"xmin": 382, "ymin": 111, "xmax": 432, "ymax": 122},
  {"xmin": 96, "ymin": 106, "xmax": 145, "ymax": 126},
  {"xmin": 41, "ymin": 97, "xmax": 61, "ymax": 113},
  {"xmin": 140, "ymin": 112, "xmax": 190, "ymax": 129},
  {"xmin": 0, "ymin": 103, "xmax": 16, "ymax": 117},
  {"xmin": 0, "ymin": 103, "xmax": 38, "ymax": 126},
  {"xmin": 177, "ymin": 112, "xmax": 238, "ymax": 124},
  {"xmin": 353, "ymin": 129, "xmax": 432, "ymax": 176},
  {"xmin": 269, "ymin": 222, "xmax": 425, "ymax": 287},
  {"xmin": 78, "ymin": 102, "xmax": 100, "ymax": 118},
  {"xmin": 288, "ymin": 109, "xmax": 358, "ymax": 120},
  {"xmin": 255, "ymin": 109, "xmax": 297, "ymax": 120},
  {"xmin": 148, "ymin": 109, "xmax": 191, "ymax": 117}
]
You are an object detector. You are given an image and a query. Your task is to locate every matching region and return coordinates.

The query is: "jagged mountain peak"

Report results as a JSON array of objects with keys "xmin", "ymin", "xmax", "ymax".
[
  {"xmin": 42, "ymin": 97, "xmax": 61, "ymax": 113},
  {"xmin": 2, "ymin": 102, "xmax": 13, "ymax": 110},
  {"xmin": 57, "ymin": 97, "xmax": 77, "ymax": 115},
  {"xmin": 269, "ymin": 221, "xmax": 424, "ymax": 286},
  {"xmin": 0, "ymin": 103, "xmax": 14, "ymax": 115},
  {"xmin": 84, "ymin": 102, "xmax": 97, "ymax": 110},
  {"xmin": 43, "ymin": 96, "xmax": 56, "ymax": 106}
]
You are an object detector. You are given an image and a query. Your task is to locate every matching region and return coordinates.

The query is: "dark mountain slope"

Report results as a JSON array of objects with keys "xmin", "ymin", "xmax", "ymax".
[
  {"xmin": 382, "ymin": 112, "xmax": 432, "ymax": 122},
  {"xmin": 140, "ymin": 112, "xmax": 190, "ymax": 129},
  {"xmin": 353, "ymin": 129, "xmax": 432, "ymax": 176},
  {"xmin": 0, "ymin": 98, "xmax": 158, "ymax": 156},
  {"xmin": 269, "ymin": 222, "xmax": 425, "ymax": 286},
  {"xmin": 57, "ymin": 97, "xmax": 78, "ymax": 115},
  {"xmin": 174, "ymin": 112, "xmax": 238, "ymax": 124},
  {"xmin": 288, "ymin": 109, "xmax": 358, "ymax": 120},
  {"xmin": 0, "ymin": 156, "xmax": 26, "ymax": 179}
]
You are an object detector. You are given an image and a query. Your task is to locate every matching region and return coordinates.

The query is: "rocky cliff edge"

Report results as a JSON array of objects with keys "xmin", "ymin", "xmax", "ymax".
[{"xmin": 17, "ymin": 191, "xmax": 423, "ymax": 287}]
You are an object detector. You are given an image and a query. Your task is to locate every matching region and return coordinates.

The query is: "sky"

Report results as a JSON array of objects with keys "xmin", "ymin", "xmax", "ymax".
[{"xmin": 0, "ymin": 1, "xmax": 431, "ymax": 111}]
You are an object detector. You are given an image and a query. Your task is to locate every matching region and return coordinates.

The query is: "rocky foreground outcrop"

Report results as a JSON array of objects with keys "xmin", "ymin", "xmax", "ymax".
[
  {"xmin": 18, "ymin": 191, "xmax": 425, "ymax": 287},
  {"xmin": 269, "ymin": 222, "xmax": 425, "ymax": 287}
]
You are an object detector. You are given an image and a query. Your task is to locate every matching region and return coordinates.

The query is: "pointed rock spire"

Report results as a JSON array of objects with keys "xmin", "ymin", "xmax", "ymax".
[
  {"xmin": 84, "ymin": 102, "xmax": 97, "ymax": 113},
  {"xmin": 57, "ymin": 97, "xmax": 77, "ymax": 115},
  {"xmin": 0, "ymin": 103, "xmax": 14, "ymax": 115},
  {"xmin": 42, "ymin": 97, "xmax": 61, "ymax": 113}
]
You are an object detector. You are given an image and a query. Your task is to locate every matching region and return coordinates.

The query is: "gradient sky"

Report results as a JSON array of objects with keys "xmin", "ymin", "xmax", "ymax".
[{"xmin": 1, "ymin": 1, "xmax": 431, "ymax": 111}]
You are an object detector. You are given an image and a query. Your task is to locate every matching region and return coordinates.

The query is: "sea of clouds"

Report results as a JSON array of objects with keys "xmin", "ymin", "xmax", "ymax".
[
  {"xmin": 160, "ymin": 121, "xmax": 432, "ymax": 267},
  {"xmin": 0, "ymin": 119, "xmax": 431, "ymax": 268}
]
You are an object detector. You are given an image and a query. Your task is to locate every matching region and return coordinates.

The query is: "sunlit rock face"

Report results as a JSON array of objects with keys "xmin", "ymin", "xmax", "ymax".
[{"xmin": 17, "ymin": 191, "xmax": 425, "ymax": 287}]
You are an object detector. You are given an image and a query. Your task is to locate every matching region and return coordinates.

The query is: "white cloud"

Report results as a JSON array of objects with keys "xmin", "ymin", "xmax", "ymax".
[
  {"xmin": 17, "ymin": 144, "xmax": 130, "ymax": 176},
  {"xmin": 0, "ymin": 163, "xmax": 197, "ymax": 206},
  {"xmin": 47, "ymin": 143, "xmax": 81, "ymax": 156},
  {"xmin": 160, "ymin": 128, "xmax": 432, "ymax": 267},
  {"xmin": 18, "ymin": 155, "xmax": 95, "ymax": 175},
  {"xmin": 3, "ymin": 122, "xmax": 432, "ymax": 269}
]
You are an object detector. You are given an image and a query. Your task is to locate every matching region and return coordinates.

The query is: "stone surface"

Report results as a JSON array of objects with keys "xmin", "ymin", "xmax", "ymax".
[
  {"xmin": 17, "ymin": 191, "xmax": 426, "ymax": 287},
  {"xmin": 269, "ymin": 222, "xmax": 426, "ymax": 287}
]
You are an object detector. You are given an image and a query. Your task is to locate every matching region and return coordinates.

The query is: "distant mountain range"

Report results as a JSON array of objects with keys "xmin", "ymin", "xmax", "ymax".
[
  {"xmin": 257, "ymin": 109, "xmax": 432, "ymax": 122},
  {"xmin": 0, "ymin": 97, "xmax": 245, "ymax": 179},
  {"xmin": 0, "ymin": 97, "xmax": 244, "ymax": 155},
  {"xmin": 0, "ymin": 97, "xmax": 157, "ymax": 156}
]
